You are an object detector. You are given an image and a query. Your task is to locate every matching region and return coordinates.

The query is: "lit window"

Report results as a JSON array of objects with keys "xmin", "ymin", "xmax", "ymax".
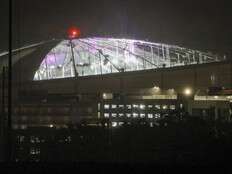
[
  {"xmin": 98, "ymin": 112, "xmax": 101, "ymax": 118},
  {"xmin": 180, "ymin": 104, "xmax": 183, "ymax": 109},
  {"xmin": 162, "ymin": 105, "xmax": 168, "ymax": 110},
  {"xmin": 140, "ymin": 113, "xmax": 146, "ymax": 118},
  {"xmin": 104, "ymin": 113, "xmax": 110, "ymax": 118},
  {"xmin": 140, "ymin": 104, "xmax": 145, "ymax": 110},
  {"xmin": 154, "ymin": 113, "xmax": 161, "ymax": 119},
  {"xmin": 30, "ymin": 148, "xmax": 40, "ymax": 155},
  {"xmin": 133, "ymin": 113, "xmax": 139, "ymax": 118},
  {"xmin": 103, "ymin": 93, "xmax": 107, "ymax": 99},
  {"xmin": 112, "ymin": 122, "xmax": 117, "ymax": 127},
  {"xmin": 119, "ymin": 122, "xmax": 124, "ymax": 126},
  {"xmin": 126, "ymin": 105, "xmax": 132, "ymax": 109},
  {"xmin": 133, "ymin": 104, "xmax": 139, "ymax": 108},
  {"xmin": 111, "ymin": 104, "xmax": 117, "ymax": 109},
  {"xmin": 112, "ymin": 113, "xmax": 117, "ymax": 117},
  {"xmin": 103, "ymin": 93, "xmax": 113, "ymax": 99},
  {"xmin": 155, "ymin": 105, "xmax": 161, "ymax": 109},
  {"xmin": 119, "ymin": 113, "xmax": 124, "ymax": 117},
  {"xmin": 170, "ymin": 105, "xmax": 176, "ymax": 110},
  {"xmin": 119, "ymin": 105, "xmax": 124, "ymax": 108},
  {"xmin": 98, "ymin": 103, "xmax": 101, "ymax": 111},
  {"xmin": 104, "ymin": 104, "xmax": 110, "ymax": 109},
  {"xmin": 126, "ymin": 113, "xmax": 131, "ymax": 118},
  {"xmin": 148, "ymin": 105, "xmax": 153, "ymax": 108},
  {"xmin": 148, "ymin": 114, "xmax": 153, "ymax": 118}
]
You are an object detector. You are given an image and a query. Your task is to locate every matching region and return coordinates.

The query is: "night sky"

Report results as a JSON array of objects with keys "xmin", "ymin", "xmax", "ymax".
[{"xmin": 0, "ymin": 0, "xmax": 231, "ymax": 56}]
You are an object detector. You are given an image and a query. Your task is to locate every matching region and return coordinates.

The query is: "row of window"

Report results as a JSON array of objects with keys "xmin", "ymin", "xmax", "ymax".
[
  {"xmin": 103, "ymin": 113, "xmax": 161, "ymax": 119},
  {"xmin": 103, "ymin": 104, "xmax": 176, "ymax": 110}
]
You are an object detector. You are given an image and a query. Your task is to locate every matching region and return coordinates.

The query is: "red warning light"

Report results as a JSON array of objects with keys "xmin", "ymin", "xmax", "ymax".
[{"xmin": 67, "ymin": 27, "xmax": 81, "ymax": 39}]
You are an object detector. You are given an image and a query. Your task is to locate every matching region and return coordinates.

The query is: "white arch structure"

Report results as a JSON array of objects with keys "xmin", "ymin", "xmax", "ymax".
[{"xmin": 34, "ymin": 37, "xmax": 221, "ymax": 80}]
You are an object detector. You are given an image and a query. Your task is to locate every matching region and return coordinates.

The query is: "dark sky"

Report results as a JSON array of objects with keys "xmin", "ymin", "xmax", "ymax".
[{"xmin": 0, "ymin": 0, "xmax": 231, "ymax": 55}]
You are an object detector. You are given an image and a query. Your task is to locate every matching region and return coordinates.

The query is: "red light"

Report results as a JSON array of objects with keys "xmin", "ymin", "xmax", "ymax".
[{"xmin": 67, "ymin": 27, "xmax": 81, "ymax": 39}]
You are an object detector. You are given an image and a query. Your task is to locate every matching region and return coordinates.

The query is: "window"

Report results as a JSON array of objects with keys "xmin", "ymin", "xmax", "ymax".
[
  {"xmin": 133, "ymin": 113, "xmax": 139, "ymax": 118},
  {"xmin": 30, "ymin": 148, "xmax": 40, "ymax": 155},
  {"xmin": 104, "ymin": 113, "xmax": 110, "ymax": 118},
  {"xmin": 112, "ymin": 104, "xmax": 117, "ymax": 109},
  {"xmin": 126, "ymin": 113, "xmax": 131, "ymax": 118},
  {"xmin": 112, "ymin": 113, "xmax": 117, "ymax": 117},
  {"xmin": 140, "ymin": 113, "xmax": 146, "ymax": 118},
  {"xmin": 119, "ymin": 105, "xmax": 124, "ymax": 108},
  {"xmin": 112, "ymin": 122, "xmax": 117, "ymax": 127},
  {"xmin": 119, "ymin": 113, "xmax": 124, "ymax": 117},
  {"xmin": 140, "ymin": 104, "xmax": 145, "ymax": 110},
  {"xmin": 155, "ymin": 105, "xmax": 161, "ymax": 109},
  {"xmin": 126, "ymin": 105, "xmax": 132, "ymax": 109},
  {"xmin": 162, "ymin": 105, "xmax": 168, "ymax": 110},
  {"xmin": 154, "ymin": 113, "xmax": 161, "ymax": 119},
  {"xmin": 133, "ymin": 104, "xmax": 139, "ymax": 108},
  {"xmin": 148, "ymin": 105, "xmax": 153, "ymax": 108},
  {"xmin": 148, "ymin": 114, "xmax": 153, "ymax": 118},
  {"xmin": 118, "ymin": 122, "xmax": 124, "ymax": 126},
  {"xmin": 104, "ymin": 104, "xmax": 110, "ymax": 109},
  {"xmin": 180, "ymin": 104, "xmax": 183, "ymax": 109},
  {"xmin": 170, "ymin": 105, "xmax": 176, "ymax": 110}
]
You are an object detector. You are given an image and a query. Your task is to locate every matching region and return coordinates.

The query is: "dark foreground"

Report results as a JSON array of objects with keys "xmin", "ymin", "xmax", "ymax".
[{"xmin": 1, "ymin": 118, "xmax": 232, "ymax": 172}]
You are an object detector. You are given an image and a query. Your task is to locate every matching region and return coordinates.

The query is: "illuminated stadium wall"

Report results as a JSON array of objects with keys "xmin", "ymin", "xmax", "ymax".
[{"xmin": 34, "ymin": 37, "xmax": 221, "ymax": 80}]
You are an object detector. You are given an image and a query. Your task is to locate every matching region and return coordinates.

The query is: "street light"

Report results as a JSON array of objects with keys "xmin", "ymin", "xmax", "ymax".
[{"xmin": 184, "ymin": 88, "xmax": 192, "ymax": 96}]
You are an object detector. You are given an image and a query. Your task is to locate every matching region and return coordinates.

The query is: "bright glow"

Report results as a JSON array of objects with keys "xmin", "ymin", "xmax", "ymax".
[
  {"xmin": 184, "ymin": 88, "xmax": 192, "ymax": 96},
  {"xmin": 140, "ymin": 104, "xmax": 145, "ymax": 109},
  {"xmin": 67, "ymin": 27, "xmax": 81, "ymax": 39},
  {"xmin": 214, "ymin": 96, "xmax": 219, "ymax": 99},
  {"xmin": 162, "ymin": 105, "xmax": 168, "ymax": 110},
  {"xmin": 33, "ymin": 37, "xmax": 220, "ymax": 81},
  {"xmin": 103, "ymin": 93, "xmax": 107, "ymax": 99},
  {"xmin": 112, "ymin": 122, "xmax": 117, "ymax": 127},
  {"xmin": 153, "ymin": 86, "xmax": 160, "ymax": 91},
  {"xmin": 49, "ymin": 124, "xmax": 54, "ymax": 128},
  {"xmin": 133, "ymin": 113, "xmax": 139, "ymax": 118},
  {"xmin": 148, "ymin": 114, "xmax": 153, "ymax": 118}
]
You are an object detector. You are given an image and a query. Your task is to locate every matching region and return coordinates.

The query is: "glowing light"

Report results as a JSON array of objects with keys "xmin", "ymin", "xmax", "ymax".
[
  {"xmin": 67, "ymin": 26, "xmax": 81, "ymax": 39},
  {"xmin": 34, "ymin": 37, "xmax": 221, "ymax": 81},
  {"xmin": 140, "ymin": 104, "xmax": 145, "ymax": 109},
  {"xmin": 162, "ymin": 105, "xmax": 168, "ymax": 110},
  {"xmin": 103, "ymin": 93, "xmax": 107, "ymax": 99},
  {"xmin": 112, "ymin": 122, "xmax": 117, "ymax": 127},
  {"xmin": 214, "ymin": 96, "xmax": 219, "ymax": 99},
  {"xmin": 184, "ymin": 88, "xmax": 192, "ymax": 96},
  {"xmin": 153, "ymin": 86, "xmax": 160, "ymax": 93},
  {"xmin": 49, "ymin": 124, "xmax": 54, "ymax": 128}
]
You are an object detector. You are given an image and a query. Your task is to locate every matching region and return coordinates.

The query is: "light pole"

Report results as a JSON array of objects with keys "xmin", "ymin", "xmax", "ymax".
[
  {"xmin": 67, "ymin": 27, "xmax": 81, "ymax": 78},
  {"xmin": 7, "ymin": 0, "xmax": 12, "ymax": 162}
]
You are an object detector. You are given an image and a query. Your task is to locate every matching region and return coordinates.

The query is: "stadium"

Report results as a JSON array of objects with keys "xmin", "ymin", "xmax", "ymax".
[{"xmin": 0, "ymin": 37, "xmax": 232, "ymax": 129}]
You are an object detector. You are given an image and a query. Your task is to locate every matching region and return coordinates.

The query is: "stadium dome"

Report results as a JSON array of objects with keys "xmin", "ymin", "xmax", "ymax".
[{"xmin": 34, "ymin": 37, "xmax": 220, "ymax": 80}]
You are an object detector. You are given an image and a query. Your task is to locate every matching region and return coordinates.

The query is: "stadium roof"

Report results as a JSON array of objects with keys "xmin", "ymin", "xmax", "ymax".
[{"xmin": 33, "ymin": 37, "xmax": 221, "ymax": 80}]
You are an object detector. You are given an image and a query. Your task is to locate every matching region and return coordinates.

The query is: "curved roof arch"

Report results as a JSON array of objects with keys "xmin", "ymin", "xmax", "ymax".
[{"xmin": 34, "ymin": 37, "xmax": 221, "ymax": 81}]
